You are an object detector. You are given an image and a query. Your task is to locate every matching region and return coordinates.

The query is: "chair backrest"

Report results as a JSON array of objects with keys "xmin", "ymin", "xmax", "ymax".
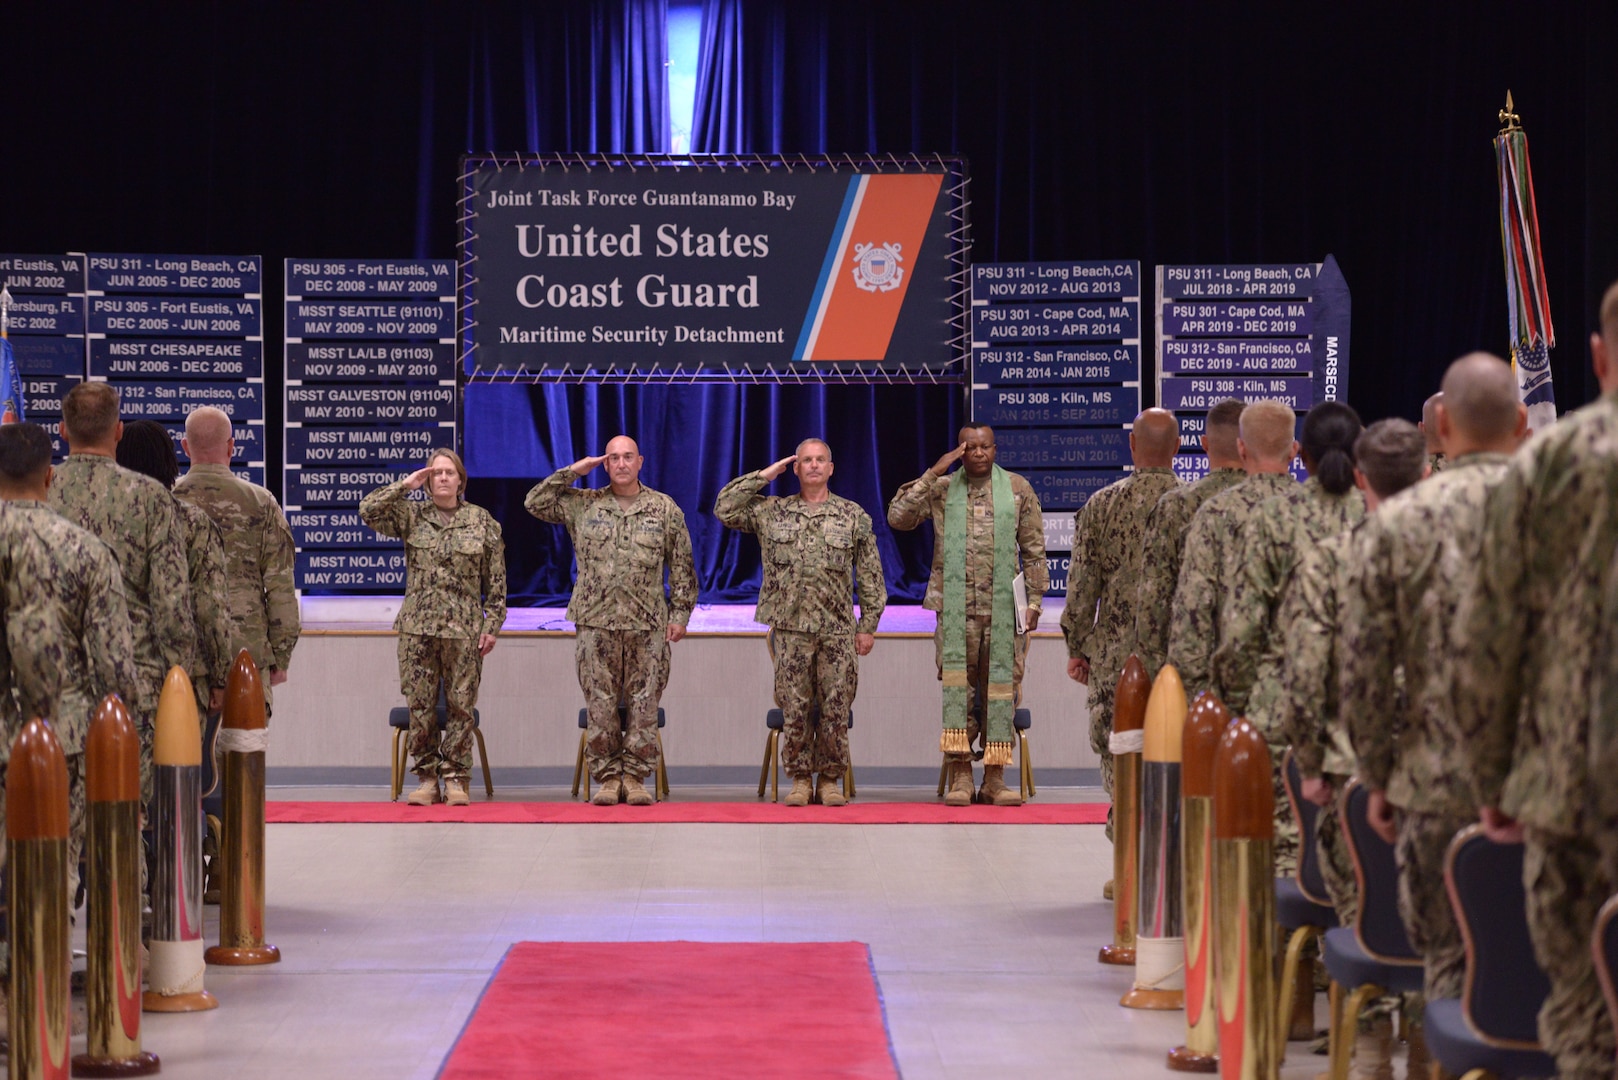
[
  {"xmin": 1596, "ymin": 894, "xmax": 1618, "ymax": 1039},
  {"xmin": 1340, "ymin": 780, "xmax": 1419, "ymax": 962},
  {"xmin": 1445, "ymin": 826, "xmax": 1549, "ymax": 1047},
  {"xmin": 1280, "ymin": 749, "xmax": 1330, "ymax": 905}
]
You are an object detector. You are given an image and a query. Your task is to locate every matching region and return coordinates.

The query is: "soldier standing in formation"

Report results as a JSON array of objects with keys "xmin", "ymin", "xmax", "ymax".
[
  {"xmin": 1456, "ymin": 283, "xmax": 1618, "ymax": 1080},
  {"xmin": 714, "ymin": 439, "xmax": 886, "ymax": 807},
  {"xmin": 48, "ymin": 382, "xmax": 193, "ymax": 802},
  {"xmin": 888, "ymin": 424, "xmax": 1046, "ymax": 807},
  {"xmin": 1061, "ymin": 408, "xmax": 1181, "ymax": 842},
  {"xmin": 362, "ymin": 449, "xmax": 506, "ymax": 807},
  {"xmin": 1133, "ymin": 398, "xmax": 1247, "ymax": 679},
  {"xmin": 176, "ymin": 405, "xmax": 301, "ymax": 707},
  {"xmin": 527, "ymin": 436, "xmax": 697, "ymax": 807}
]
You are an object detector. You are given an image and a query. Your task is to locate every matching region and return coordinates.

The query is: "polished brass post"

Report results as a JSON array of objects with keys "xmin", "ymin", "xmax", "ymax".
[
  {"xmin": 1099, "ymin": 655, "xmax": 1149, "ymax": 966},
  {"xmin": 8, "ymin": 716, "xmax": 72, "ymax": 1080},
  {"xmin": 1169, "ymin": 692, "xmax": 1232, "ymax": 1072},
  {"xmin": 1212, "ymin": 718, "xmax": 1277, "ymax": 1080},
  {"xmin": 206, "ymin": 650, "xmax": 279, "ymax": 966}
]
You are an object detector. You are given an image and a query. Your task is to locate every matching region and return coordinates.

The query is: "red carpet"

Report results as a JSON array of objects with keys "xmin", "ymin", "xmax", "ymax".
[
  {"xmin": 266, "ymin": 799, "xmax": 1107, "ymax": 824},
  {"xmin": 438, "ymin": 941, "xmax": 899, "ymax": 1080}
]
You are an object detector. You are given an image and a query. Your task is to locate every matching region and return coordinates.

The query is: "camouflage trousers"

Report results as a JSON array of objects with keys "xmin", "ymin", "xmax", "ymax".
[
  {"xmin": 1393, "ymin": 808, "xmax": 1470, "ymax": 1003},
  {"xmin": 1522, "ymin": 827, "xmax": 1616, "ymax": 1080},
  {"xmin": 398, "ymin": 633, "xmax": 483, "ymax": 782},
  {"xmin": 933, "ymin": 614, "xmax": 1027, "ymax": 762},
  {"xmin": 771, "ymin": 628, "xmax": 855, "ymax": 780},
  {"xmin": 0, "ymin": 753, "xmax": 85, "ymax": 977},
  {"xmin": 576, "ymin": 626, "xmax": 669, "ymax": 783}
]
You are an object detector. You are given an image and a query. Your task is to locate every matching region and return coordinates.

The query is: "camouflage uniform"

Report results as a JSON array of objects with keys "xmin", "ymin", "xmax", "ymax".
[
  {"xmin": 1060, "ymin": 467, "xmax": 1182, "ymax": 837},
  {"xmin": 49, "ymin": 453, "xmax": 193, "ymax": 801},
  {"xmin": 0, "ymin": 500, "xmax": 139, "ymax": 914},
  {"xmin": 360, "ymin": 480, "xmax": 506, "ymax": 782},
  {"xmin": 175, "ymin": 462, "xmax": 300, "ymax": 705},
  {"xmin": 174, "ymin": 496, "xmax": 232, "ymax": 714},
  {"xmin": 714, "ymin": 472, "xmax": 886, "ymax": 779},
  {"xmin": 887, "ymin": 469, "xmax": 1046, "ymax": 759},
  {"xmin": 526, "ymin": 469, "xmax": 696, "ymax": 782},
  {"xmin": 1217, "ymin": 479, "xmax": 1362, "ymax": 875},
  {"xmin": 1167, "ymin": 472, "xmax": 1295, "ymax": 704},
  {"xmin": 1454, "ymin": 392, "xmax": 1618, "ymax": 1079},
  {"xmin": 1341, "ymin": 454, "xmax": 1508, "ymax": 1001},
  {"xmin": 1133, "ymin": 467, "xmax": 1244, "ymax": 678}
]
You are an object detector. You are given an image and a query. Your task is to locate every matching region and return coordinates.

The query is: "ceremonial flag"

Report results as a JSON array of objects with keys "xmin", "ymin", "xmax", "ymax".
[
  {"xmin": 1494, "ymin": 92, "xmax": 1557, "ymax": 433},
  {"xmin": 0, "ymin": 286, "xmax": 23, "ymax": 423}
]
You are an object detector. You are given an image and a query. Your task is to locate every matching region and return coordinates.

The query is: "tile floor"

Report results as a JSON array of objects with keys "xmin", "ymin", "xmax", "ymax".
[{"xmin": 112, "ymin": 785, "xmax": 1351, "ymax": 1078}]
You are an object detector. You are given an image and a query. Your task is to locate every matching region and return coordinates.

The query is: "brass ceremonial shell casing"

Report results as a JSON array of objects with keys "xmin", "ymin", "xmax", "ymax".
[
  {"xmin": 1169, "ymin": 692, "xmax": 1233, "ymax": 1072},
  {"xmin": 206, "ymin": 651, "xmax": 279, "ymax": 966},
  {"xmin": 75, "ymin": 695, "xmax": 161, "ymax": 1077},
  {"xmin": 1122, "ymin": 664, "xmax": 1187, "ymax": 1011},
  {"xmin": 1100, "ymin": 655, "xmax": 1149, "ymax": 966},
  {"xmin": 7, "ymin": 717, "xmax": 71, "ymax": 1080},
  {"xmin": 1212, "ymin": 719, "xmax": 1277, "ymax": 1080}
]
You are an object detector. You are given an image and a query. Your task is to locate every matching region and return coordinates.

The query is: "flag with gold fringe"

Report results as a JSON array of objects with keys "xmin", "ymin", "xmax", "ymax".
[{"xmin": 1494, "ymin": 92, "xmax": 1557, "ymax": 433}]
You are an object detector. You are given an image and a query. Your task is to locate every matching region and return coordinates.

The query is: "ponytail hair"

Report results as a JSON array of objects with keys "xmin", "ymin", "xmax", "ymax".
[{"xmin": 1300, "ymin": 402, "xmax": 1362, "ymax": 495}]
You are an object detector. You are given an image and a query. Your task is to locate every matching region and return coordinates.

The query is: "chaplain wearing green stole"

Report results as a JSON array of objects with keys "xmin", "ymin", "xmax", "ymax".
[{"xmin": 888, "ymin": 425, "xmax": 1047, "ymax": 806}]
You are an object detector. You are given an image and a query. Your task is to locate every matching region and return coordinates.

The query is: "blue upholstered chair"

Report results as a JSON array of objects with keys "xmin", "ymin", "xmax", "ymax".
[
  {"xmin": 933, "ymin": 709, "xmax": 1036, "ymax": 801},
  {"xmin": 571, "ymin": 707, "xmax": 668, "ymax": 801},
  {"xmin": 1322, "ymin": 780, "xmax": 1424, "ymax": 1080},
  {"xmin": 1276, "ymin": 749, "xmax": 1339, "ymax": 1060},
  {"xmin": 387, "ymin": 691, "xmax": 492, "ymax": 801},
  {"xmin": 758, "ymin": 705, "xmax": 855, "ymax": 802},
  {"xmin": 1422, "ymin": 826, "xmax": 1555, "ymax": 1079}
]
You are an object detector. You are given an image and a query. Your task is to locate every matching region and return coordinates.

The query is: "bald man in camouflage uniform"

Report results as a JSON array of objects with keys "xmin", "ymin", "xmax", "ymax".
[
  {"xmin": 176, "ymin": 405, "xmax": 300, "ymax": 705},
  {"xmin": 1061, "ymin": 409, "xmax": 1182, "ymax": 839},
  {"xmin": 715, "ymin": 438, "xmax": 886, "ymax": 807},
  {"xmin": 48, "ymin": 382, "xmax": 192, "ymax": 802},
  {"xmin": 528, "ymin": 436, "xmax": 697, "ymax": 807},
  {"xmin": 1456, "ymin": 288, "xmax": 1618, "ymax": 1080},
  {"xmin": 1133, "ymin": 399, "xmax": 1246, "ymax": 679}
]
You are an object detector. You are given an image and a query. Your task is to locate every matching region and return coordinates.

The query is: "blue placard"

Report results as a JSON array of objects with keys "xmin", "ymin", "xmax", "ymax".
[
  {"xmin": 970, "ymin": 385, "xmax": 1138, "ymax": 427},
  {"xmin": 0, "ymin": 254, "xmax": 85, "ymax": 292},
  {"xmin": 1159, "ymin": 375, "xmax": 1314, "ymax": 412},
  {"xmin": 285, "ymin": 384, "xmax": 455, "ymax": 424},
  {"xmin": 285, "ymin": 467, "xmax": 413, "ymax": 508},
  {"xmin": 20, "ymin": 376, "xmax": 82, "ymax": 416},
  {"xmin": 1160, "ymin": 337, "xmax": 1313, "ymax": 374},
  {"xmin": 87, "ymin": 254, "xmax": 262, "ymax": 295},
  {"xmin": 90, "ymin": 338, "xmax": 263, "ymax": 379},
  {"xmin": 285, "ymin": 299, "xmax": 453, "ymax": 340},
  {"xmin": 1160, "ymin": 264, "xmax": 1317, "ymax": 299},
  {"xmin": 287, "ymin": 509, "xmax": 402, "ymax": 549},
  {"xmin": 1019, "ymin": 468, "xmax": 1128, "ymax": 510},
  {"xmin": 105, "ymin": 380, "xmax": 264, "ymax": 421},
  {"xmin": 5, "ymin": 295, "xmax": 85, "ymax": 336},
  {"xmin": 285, "ymin": 259, "xmax": 455, "ymax": 299},
  {"xmin": 8, "ymin": 337, "xmax": 84, "ymax": 376},
  {"xmin": 286, "ymin": 424, "xmax": 450, "ymax": 466},
  {"xmin": 285, "ymin": 342, "xmax": 456, "ymax": 382},
  {"xmin": 296, "ymin": 550, "xmax": 409, "ymax": 589},
  {"xmin": 972, "ymin": 302, "xmax": 1139, "ymax": 343},
  {"xmin": 972, "ymin": 344, "xmax": 1140, "ymax": 385},
  {"xmin": 970, "ymin": 260, "xmax": 1138, "ymax": 302},
  {"xmin": 1161, "ymin": 300, "xmax": 1313, "ymax": 338},
  {"xmin": 89, "ymin": 297, "xmax": 261, "ymax": 338},
  {"xmin": 161, "ymin": 421, "xmax": 263, "ymax": 464},
  {"xmin": 991, "ymin": 427, "xmax": 1133, "ymax": 470}
]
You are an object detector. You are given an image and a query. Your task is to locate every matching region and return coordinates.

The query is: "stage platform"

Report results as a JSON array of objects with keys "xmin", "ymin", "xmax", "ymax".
[{"xmin": 270, "ymin": 598, "xmax": 1100, "ymax": 787}]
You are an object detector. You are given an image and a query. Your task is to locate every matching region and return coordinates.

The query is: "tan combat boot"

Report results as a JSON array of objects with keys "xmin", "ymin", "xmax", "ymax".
[
  {"xmin": 406, "ymin": 778, "xmax": 441, "ymax": 806},
  {"xmin": 784, "ymin": 775, "xmax": 813, "ymax": 807},
  {"xmin": 622, "ymin": 776, "xmax": 654, "ymax": 806},
  {"xmin": 817, "ymin": 775, "xmax": 847, "ymax": 807},
  {"xmin": 444, "ymin": 779, "xmax": 471, "ymax": 806},
  {"xmin": 944, "ymin": 761, "xmax": 974, "ymax": 807},
  {"xmin": 979, "ymin": 764, "xmax": 1023, "ymax": 806},
  {"xmin": 1349, "ymin": 1015, "xmax": 1395, "ymax": 1080},
  {"xmin": 591, "ymin": 777, "xmax": 623, "ymax": 806}
]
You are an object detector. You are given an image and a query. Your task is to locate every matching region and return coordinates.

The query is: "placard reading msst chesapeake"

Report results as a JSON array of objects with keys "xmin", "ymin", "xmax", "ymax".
[{"xmin": 461, "ymin": 156, "xmax": 963, "ymax": 378}]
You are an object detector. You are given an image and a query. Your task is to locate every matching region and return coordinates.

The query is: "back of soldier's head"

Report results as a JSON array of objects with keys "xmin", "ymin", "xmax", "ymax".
[
  {"xmin": 0, "ymin": 423, "xmax": 54, "ymax": 488},
  {"xmin": 1238, "ymin": 399, "xmax": 1297, "ymax": 465},
  {"xmin": 1204, "ymin": 399, "xmax": 1244, "ymax": 460},
  {"xmin": 115, "ymin": 419, "xmax": 180, "ymax": 490},
  {"xmin": 1439, "ymin": 353, "xmax": 1521, "ymax": 444},
  {"xmin": 1353, "ymin": 419, "xmax": 1426, "ymax": 500},
  {"xmin": 62, "ymin": 382, "xmax": 120, "ymax": 446}
]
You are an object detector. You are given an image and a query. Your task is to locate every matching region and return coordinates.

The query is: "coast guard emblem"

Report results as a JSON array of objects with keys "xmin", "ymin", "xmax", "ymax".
[{"xmin": 851, "ymin": 241, "xmax": 904, "ymax": 293}]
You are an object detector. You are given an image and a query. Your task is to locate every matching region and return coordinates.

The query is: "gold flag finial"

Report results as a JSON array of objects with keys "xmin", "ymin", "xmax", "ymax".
[{"xmin": 1499, "ymin": 90, "xmax": 1522, "ymax": 134}]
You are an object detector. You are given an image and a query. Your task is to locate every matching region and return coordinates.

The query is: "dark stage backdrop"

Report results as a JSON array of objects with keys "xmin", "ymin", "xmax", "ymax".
[{"xmin": 5, "ymin": 1, "xmax": 1616, "ymax": 604}]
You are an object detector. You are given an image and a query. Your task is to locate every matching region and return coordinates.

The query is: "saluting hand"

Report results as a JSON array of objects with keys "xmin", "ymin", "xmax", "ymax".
[
  {"xmin": 569, "ymin": 453, "xmax": 608, "ymax": 476},
  {"xmin": 928, "ymin": 442, "xmax": 968, "ymax": 478},
  {"xmin": 760, "ymin": 454, "xmax": 797, "ymax": 481}
]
